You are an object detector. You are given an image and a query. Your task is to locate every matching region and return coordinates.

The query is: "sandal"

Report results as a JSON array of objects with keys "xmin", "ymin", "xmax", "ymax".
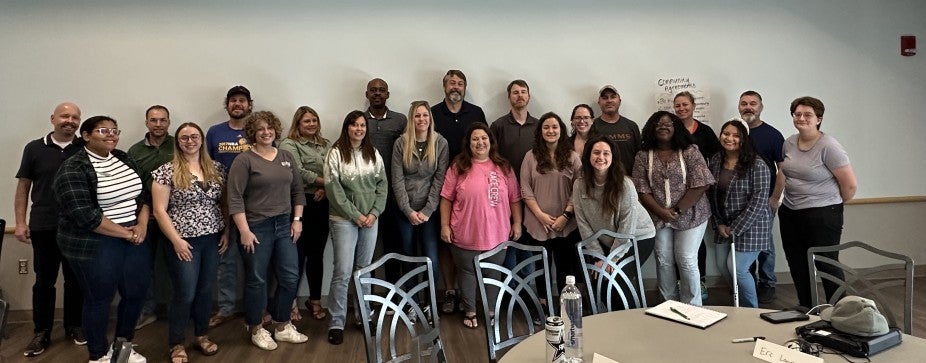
[
  {"xmin": 291, "ymin": 306, "xmax": 303, "ymax": 322},
  {"xmin": 463, "ymin": 313, "xmax": 479, "ymax": 329},
  {"xmin": 306, "ymin": 300, "xmax": 327, "ymax": 320},
  {"xmin": 170, "ymin": 344, "xmax": 188, "ymax": 363},
  {"xmin": 194, "ymin": 336, "xmax": 219, "ymax": 356},
  {"xmin": 208, "ymin": 313, "xmax": 233, "ymax": 328}
]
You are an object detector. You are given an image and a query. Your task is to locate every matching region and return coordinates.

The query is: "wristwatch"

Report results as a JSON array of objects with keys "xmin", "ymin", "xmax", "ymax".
[
  {"xmin": 293, "ymin": 216, "xmax": 303, "ymax": 222},
  {"xmin": 562, "ymin": 210, "xmax": 575, "ymax": 220}
]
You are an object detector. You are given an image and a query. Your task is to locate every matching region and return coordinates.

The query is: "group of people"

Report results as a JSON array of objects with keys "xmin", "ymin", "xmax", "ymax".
[{"xmin": 14, "ymin": 68, "xmax": 857, "ymax": 363}]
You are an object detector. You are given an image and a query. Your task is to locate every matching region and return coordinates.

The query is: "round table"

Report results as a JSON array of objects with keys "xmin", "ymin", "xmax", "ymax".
[{"xmin": 499, "ymin": 306, "xmax": 926, "ymax": 362}]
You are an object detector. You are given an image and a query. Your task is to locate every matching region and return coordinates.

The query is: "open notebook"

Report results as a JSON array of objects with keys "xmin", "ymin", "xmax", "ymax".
[{"xmin": 645, "ymin": 300, "xmax": 727, "ymax": 329}]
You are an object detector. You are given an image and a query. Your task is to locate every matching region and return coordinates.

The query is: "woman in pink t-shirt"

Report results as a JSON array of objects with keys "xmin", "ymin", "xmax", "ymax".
[{"xmin": 440, "ymin": 123, "xmax": 522, "ymax": 329}]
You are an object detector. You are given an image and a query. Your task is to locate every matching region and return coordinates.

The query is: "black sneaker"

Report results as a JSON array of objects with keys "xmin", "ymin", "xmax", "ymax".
[
  {"xmin": 407, "ymin": 304, "xmax": 432, "ymax": 324},
  {"xmin": 327, "ymin": 328, "xmax": 344, "ymax": 345},
  {"xmin": 24, "ymin": 331, "xmax": 50, "ymax": 357},
  {"xmin": 440, "ymin": 291, "xmax": 457, "ymax": 314},
  {"xmin": 66, "ymin": 326, "xmax": 87, "ymax": 345},
  {"xmin": 758, "ymin": 286, "xmax": 776, "ymax": 304}
]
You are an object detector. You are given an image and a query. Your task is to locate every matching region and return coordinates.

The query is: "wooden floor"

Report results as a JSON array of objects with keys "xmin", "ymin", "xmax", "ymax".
[{"xmin": 2, "ymin": 278, "xmax": 923, "ymax": 363}]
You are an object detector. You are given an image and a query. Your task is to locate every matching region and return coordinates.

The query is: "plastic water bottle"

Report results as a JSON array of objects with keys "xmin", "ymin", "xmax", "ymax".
[{"xmin": 561, "ymin": 275, "xmax": 583, "ymax": 362}]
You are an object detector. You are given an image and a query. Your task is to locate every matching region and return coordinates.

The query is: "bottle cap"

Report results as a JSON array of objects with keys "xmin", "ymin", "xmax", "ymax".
[{"xmin": 566, "ymin": 275, "xmax": 575, "ymax": 285}]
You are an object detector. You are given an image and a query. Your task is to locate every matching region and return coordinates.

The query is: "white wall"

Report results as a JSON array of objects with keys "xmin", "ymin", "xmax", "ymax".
[{"xmin": 1, "ymin": 0, "xmax": 924, "ymax": 309}]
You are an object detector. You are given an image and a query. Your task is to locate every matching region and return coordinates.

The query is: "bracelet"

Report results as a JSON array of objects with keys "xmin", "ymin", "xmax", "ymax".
[
  {"xmin": 672, "ymin": 207, "xmax": 682, "ymax": 214},
  {"xmin": 562, "ymin": 210, "xmax": 575, "ymax": 220}
]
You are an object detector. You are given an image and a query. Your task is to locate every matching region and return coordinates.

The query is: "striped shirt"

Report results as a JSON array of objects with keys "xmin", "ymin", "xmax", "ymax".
[{"xmin": 88, "ymin": 149, "xmax": 142, "ymax": 224}]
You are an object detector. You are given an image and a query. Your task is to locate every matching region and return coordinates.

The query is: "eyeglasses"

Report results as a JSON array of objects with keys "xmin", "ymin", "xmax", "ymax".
[
  {"xmin": 792, "ymin": 112, "xmax": 817, "ymax": 119},
  {"xmin": 179, "ymin": 134, "xmax": 202, "ymax": 143},
  {"xmin": 94, "ymin": 128, "xmax": 121, "ymax": 136},
  {"xmin": 656, "ymin": 122, "xmax": 674, "ymax": 128},
  {"xmin": 572, "ymin": 116, "xmax": 593, "ymax": 121}
]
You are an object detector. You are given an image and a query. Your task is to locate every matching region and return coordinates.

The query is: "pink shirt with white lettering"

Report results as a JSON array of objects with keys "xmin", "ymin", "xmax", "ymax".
[{"xmin": 441, "ymin": 159, "xmax": 521, "ymax": 251}]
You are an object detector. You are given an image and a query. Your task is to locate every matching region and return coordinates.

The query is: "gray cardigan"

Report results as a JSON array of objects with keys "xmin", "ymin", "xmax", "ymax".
[
  {"xmin": 572, "ymin": 176, "xmax": 656, "ymax": 259},
  {"xmin": 390, "ymin": 134, "xmax": 449, "ymax": 217}
]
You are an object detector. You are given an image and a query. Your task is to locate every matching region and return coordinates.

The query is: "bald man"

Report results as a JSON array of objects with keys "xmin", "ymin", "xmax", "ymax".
[{"xmin": 15, "ymin": 102, "xmax": 87, "ymax": 356}]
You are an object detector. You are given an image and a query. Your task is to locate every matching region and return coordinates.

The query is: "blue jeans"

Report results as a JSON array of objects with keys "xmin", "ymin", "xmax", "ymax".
[
  {"xmin": 755, "ymin": 218, "xmax": 777, "ymax": 288},
  {"xmin": 69, "ymin": 234, "xmax": 152, "ymax": 360},
  {"xmin": 714, "ymin": 243, "xmax": 761, "ymax": 307},
  {"xmin": 216, "ymin": 225, "xmax": 242, "ymax": 316},
  {"xmin": 239, "ymin": 215, "xmax": 299, "ymax": 326},
  {"xmin": 654, "ymin": 222, "xmax": 707, "ymax": 306},
  {"xmin": 396, "ymin": 212, "xmax": 441, "ymax": 289},
  {"xmin": 164, "ymin": 233, "xmax": 220, "ymax": 345},
  {"xmin": 328, "ymin": 218, "xmax": 378, "ymax": 330}
]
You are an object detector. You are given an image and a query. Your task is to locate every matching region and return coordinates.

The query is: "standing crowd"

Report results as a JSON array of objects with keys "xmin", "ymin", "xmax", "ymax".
[{"xmin": 13, "ymin": 69, "xmax": 857, "ymax": 362}]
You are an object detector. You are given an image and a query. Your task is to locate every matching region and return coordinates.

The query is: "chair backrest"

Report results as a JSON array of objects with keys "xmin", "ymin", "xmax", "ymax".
[
  {"xmin": 353, "ymin": 253, "xmax": 446, "ymax": 363},
  {"xmin": 808, "ymin": 241, "xmax": 915, "ymax": 334},
  {"xmin": 576, "ymin": 229, "xmax": 647, "ymax": 315},
  {"xmin": 474, "ymin": 241, "xmax": 554, "ymax": 363},
  {"xmin": 0, "ymin": 298, "xmax": 8, "ymax": 349}
]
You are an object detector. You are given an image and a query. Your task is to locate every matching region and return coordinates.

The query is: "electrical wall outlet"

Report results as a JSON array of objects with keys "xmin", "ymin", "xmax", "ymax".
[{"xmin": 19, "ymin": 259, "xmax": 29, "ymax": 274}]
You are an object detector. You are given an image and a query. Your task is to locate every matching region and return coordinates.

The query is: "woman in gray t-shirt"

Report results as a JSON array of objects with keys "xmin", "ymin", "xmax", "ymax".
[{"xmin": 778, "ymin": 96, "xmax": 857, "ymax": 308}]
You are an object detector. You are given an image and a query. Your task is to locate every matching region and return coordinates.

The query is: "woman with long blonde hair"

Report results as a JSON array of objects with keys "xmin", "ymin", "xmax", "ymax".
[{"xmin": 151, "ymin": 122, "xmax": 227, "ymax": 361}]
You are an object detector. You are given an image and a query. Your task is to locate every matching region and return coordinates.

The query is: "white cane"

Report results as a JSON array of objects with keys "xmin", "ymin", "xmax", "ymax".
[{"xmin": 730, "ymin": 234, "xmax": 740, "ymax": 308}]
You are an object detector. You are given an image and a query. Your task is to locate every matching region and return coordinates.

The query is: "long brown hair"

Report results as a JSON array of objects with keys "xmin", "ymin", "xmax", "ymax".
[
  {"xmin": 332, "ymin": 110, "xmax": 376, "ymax": 165},
  {"xmin": 532, "ymin": 112, "xmax": 573, "ymax": 174},
  {"xmin": 171, "ymin": 122, "xmax": 222, "ymax": 189},
  {"xmin": 452, "ymin": 122, "xmax": 509, "ymax": 175},
  {"xmin": 580, "ymin": 136, "xmax": 626, "ymax": 216}
]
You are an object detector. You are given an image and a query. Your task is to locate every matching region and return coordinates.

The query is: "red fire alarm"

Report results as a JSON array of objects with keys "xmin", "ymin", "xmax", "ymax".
[{"xmin": 901, "ymin": 35, "xmax": 916, "ymax": 56}]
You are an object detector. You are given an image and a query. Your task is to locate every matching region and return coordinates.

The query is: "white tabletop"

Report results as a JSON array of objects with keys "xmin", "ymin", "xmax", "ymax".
[{"xmin": 499, "ymin": 306, "xmax": 926, "ymax": 362}]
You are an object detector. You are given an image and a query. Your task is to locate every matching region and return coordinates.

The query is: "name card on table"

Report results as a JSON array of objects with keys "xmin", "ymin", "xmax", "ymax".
[
  {"xmin": 592, "ymin": 353, "xmax": 621, "ymax": 363},
  {"xmin": 752, "ymin": 339, "xmax": 823, "ymax": 363}
]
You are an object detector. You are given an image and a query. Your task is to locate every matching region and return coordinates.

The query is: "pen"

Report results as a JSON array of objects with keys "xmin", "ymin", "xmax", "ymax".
[
  {"xmin": 731, "ymin": 336, "xmax": 765, "ymax": 343},
  {"xmin": 670, "ymin": 306, "xmax": 690, "ymax": 320}
]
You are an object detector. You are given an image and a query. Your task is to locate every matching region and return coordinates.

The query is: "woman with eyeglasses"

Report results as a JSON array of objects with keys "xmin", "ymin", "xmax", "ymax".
[
  {"xmin": 778, "ymin": 96, "xmax": 857, "ymax": 308},
  {"xmin": 54, "ymin": 116, "xmax": 151, "ymax": 362},
  {"xmin": 706, "ymin": 120, "xmax": 771, "ymax": 308},
  {"xmin": 279, "ymin": 106, "xmax": 331, "ymax": 322},
  {"xmin": 151, "ymin": 122, "xmax": 226, "ymax": 362},
  {"xmin": 631, "ymin": 111, "xmax": 714, "ymax": 306},
  {"xmin": 569, "ymin": 104, "xmax": 595, "ymax": 155}
]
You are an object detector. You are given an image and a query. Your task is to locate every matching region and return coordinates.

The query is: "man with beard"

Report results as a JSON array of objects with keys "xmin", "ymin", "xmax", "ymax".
[
  {"xmin": 589, "ymin": 85, "xmax": 640, "ymax": 174},
  {"xmin": 738, "ymin": 90, "xmax": 785, "ymax": 303},
  {"xmin": 15, "ymin": 102, "xmax": 87, "ymax": 356},
  {"xmin": 206, "ymin": 85, "xmax": 253, "ymax": 327},
  {"xmin": 432, "ymin": 69, "xmax": 487, "ymax": 160},
  {"xmin": 363, "ymin": 78, "xmax": 407, "ymax": 284},
  {"xmin": 490, "ymin": 79, "xmax": 538, "ymax": 179},
  {"xmin": 127, "ymin": 105, "xmax": 175, "ymax": 330}
]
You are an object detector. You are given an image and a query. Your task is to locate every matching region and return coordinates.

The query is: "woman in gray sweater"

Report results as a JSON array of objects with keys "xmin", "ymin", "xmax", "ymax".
[
  {"xmin": 391, "ymin": 101, "xmax": 449, "ymax": 298},
  {"xmin": 573, "ymin": 136, "xmax": 655, "ymax": 278}
]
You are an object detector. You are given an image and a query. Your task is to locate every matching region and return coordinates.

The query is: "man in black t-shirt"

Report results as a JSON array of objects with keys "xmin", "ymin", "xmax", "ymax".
[
  {"xmin": 14, "ymin": 102, "xmax": 87, "ymax": 356},
  {"xmin": 432, "ymin": 69, "xmax": 487, "ymax": 161}
]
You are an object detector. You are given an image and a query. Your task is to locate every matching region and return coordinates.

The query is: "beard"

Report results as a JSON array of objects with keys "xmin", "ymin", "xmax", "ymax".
[
  {"xmin": 742, "ymin": 113, "xmax": 756, "ymax": 123},
  {"xmin": 447, "ymin": 91, "xmax": 463, "ymax": 103}
]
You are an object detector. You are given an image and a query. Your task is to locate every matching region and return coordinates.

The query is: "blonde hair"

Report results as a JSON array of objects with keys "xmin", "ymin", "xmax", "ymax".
[
  {"xmin": 287, "ymin": 105, "xmax": 328, "ymax": 144},
  {"xmin": 402, "ymin": 101, "xmax": 437, "ymax": 168},
  {"xmin": 171, "ymin": 122, "xmax": 223, "ymax": 189}
]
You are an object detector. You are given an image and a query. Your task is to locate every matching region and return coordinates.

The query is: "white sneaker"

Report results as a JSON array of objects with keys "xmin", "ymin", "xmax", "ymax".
[
  {"xmin": 251, "ymin": 327, "xmax": 278, "ymax": 350},
  {"xmin": 274, "ymin": 322, "xmax": 308, "ymax": 343},
  {"xmin": 126, "ymin": 348, "xmax": 147, "ymax": 363},
  {"xmin": 88, "ymin": 348, "xmax": 113, "ymax": 363}
]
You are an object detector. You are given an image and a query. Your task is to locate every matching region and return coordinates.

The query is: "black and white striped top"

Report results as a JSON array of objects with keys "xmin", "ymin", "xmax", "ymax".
[{"xmin": 88, "ymin": 149, "xmax": 142, "ymax": 224}]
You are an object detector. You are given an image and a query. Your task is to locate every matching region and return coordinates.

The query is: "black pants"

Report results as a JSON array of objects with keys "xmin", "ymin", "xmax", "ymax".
[
  {"xmin": 779, "ymin": 203, "xmax": 845, "ymax": 308},
  {"xmin": 297, "ymin": 197, "xmax": 330, "ymax": 300},
  {"xmin": 530, "ymin": 230, "xmax": 583, "ymax": 298},
  {"xmin": 31, "ymin": 229, "xmax": 83, "ymax": 334}
]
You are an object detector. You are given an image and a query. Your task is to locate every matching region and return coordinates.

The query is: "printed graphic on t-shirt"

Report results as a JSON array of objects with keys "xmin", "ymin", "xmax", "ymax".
[
  {"xmin": 488, "ymin": 170, "xmax": 500, "ymax": 207},
  {"xmin": 217, "ymin": 137, "xmax": 250, "ymax": 154}
]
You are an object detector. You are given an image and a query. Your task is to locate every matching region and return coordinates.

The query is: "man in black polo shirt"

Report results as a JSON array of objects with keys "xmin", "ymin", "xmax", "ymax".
[
  {"xmin": 432, "ymin": 69, "xmax": 487, "ymax": 160},
  {"xmin": 431, "ymin": 69, "xmax": 486, "ymax": 314},
  {"xmin": 14, "ymin": 102, "xmax": 87, "ymax": 356},
  {"xmin": 490, "ymin": 79, "xmax": 538, "ymax": 179},
  {"xmin": 363, "ymin": 78, "xmax": 407, "ymax": 285}
]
